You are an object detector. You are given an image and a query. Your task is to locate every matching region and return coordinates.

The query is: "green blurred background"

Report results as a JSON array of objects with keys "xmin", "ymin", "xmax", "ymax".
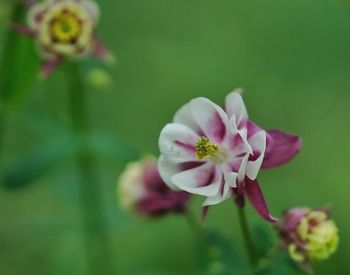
[{"xmin": 1, "ymin": 0, "xmax": 350, "ymax": 274}]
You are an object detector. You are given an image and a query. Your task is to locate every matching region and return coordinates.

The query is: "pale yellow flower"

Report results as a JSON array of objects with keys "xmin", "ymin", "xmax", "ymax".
[{"xmin": 277, "ymin": 207, "xmax": 339, "ymax": 265}]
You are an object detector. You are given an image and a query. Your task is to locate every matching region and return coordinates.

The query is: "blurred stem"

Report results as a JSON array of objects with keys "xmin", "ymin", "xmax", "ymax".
[
  {"xmin": 0, "ymin": 0, "xmax": 23, "ymax": 94},
  {"xmin": 185, "ymin": 209, "xmax": 211, "ymax": 259},
  {"xmin": 0, "ymin": 1, "xmax": 22, "ymax": 168},
  {"xmin": 238, "ymin": 207, "xmax": 257, "ymax": 268},
  {"xmin": 0, "ymin": 109, "xmax": 6, "ymax": 162},
  {"xmin": 65, "ymin": 63, "xmax": 115, "ymax": 275},
  {"xmin": 185, "ymin": 209, "xmax": 205, "ymax": 242}
]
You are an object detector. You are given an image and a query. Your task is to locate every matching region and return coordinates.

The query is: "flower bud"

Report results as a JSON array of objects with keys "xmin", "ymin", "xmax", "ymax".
[
  {"xmin": 117, "ymin": 156, "xmax": 190, "ymax": 217},
  {"xmin": 85, "ymin": 68, "xmax": 112, "ymax": 90},
  {"xmin": 276, "ymin": 207, "xmax": 339, "ymax": 263}
]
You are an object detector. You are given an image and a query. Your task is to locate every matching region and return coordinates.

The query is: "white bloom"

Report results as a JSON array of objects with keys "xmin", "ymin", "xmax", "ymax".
[{"xmin": 158, "ymin": 90, "xmax": 266, "ymax": 206}]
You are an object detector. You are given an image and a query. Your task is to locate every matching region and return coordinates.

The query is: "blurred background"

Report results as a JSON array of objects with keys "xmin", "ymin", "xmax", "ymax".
[{"xmin": 1, "ymin": 0, "xmax": 350, "ymax": 274}]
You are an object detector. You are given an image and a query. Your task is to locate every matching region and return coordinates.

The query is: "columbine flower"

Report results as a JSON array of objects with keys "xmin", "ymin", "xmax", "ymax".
[
  {"xmin": 276, "ymin": 207, "xmax": 339, "ymax": 265},
  {"xmin": 158, "ymin": 90, "xmax": 301, "ymax": 222},
  {"xmin": 14, "ymin": 0, "xmax": 113, "ymax": 76},
  {"xmin": 117, "ymin": 156, "xmax": 190, "ymax": 218}
]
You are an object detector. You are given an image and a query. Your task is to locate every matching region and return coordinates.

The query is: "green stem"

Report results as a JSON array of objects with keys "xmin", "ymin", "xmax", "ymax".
[
  {"xmin": 0, "ymin": 1, "xmax": 23, "ymax": 102},
  {"xmin": 0, "ymin": 2, "xmax": 22, "ymax": 170},
  {"xmin": 185, "ymin": 209, "xmax": 206, "ymax": 244},
  {"xmin": 0, "ymin": 109, "xmax": 6, "ymax": 167},
  {"xmin": 65, "ymin": 63, "xmax": 115, "ymax": 275},
  {"xmin": 185, "ymin": 209, "xmax": 214, "ymax": 262},
  {"xmin": 238, "ymin": 207, "xmax": 257, "ymax": 268}
]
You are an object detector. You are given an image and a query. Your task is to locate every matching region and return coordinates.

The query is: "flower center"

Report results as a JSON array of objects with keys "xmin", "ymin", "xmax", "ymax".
[
  {"xmin": 50, "ymin": 11, "xmax": 82, "ymax": 43},
  {"xmin": 195, "ymin": 136, "xmax": 227, "ymax": 163}
]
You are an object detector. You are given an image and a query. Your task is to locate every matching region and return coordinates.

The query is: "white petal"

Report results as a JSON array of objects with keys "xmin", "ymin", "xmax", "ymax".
[
  {"xmin": 190, "ymin": 97, "xmax": 229, "ymax": 142},
  {"xmin": 225, "ymin": 89, "xmax": 248, "ymax": 124},
  {"xmin": 246, "ymin": 130, "xmax": 266, "ymax": 180},
  {"xmin": 202, "ymin": 183, "xmax": 232, "ymax": 206},
  {"xmin": 203, "ymin": 193, "xmax": 225, "ymax": 206},
  {"xmin": 157, "ymin": 155, "xmax": 181, "ymax": 190},
  {"xmin": 228, "ymin": 114, "xmax": 238, "ymax": 134},
  {"xmin": 173, "ymin": 103, "xmax": 200, "ymax": 132},
  {"xmin": 238, "ymin": 154, "xmax": 249, "ymax": 183},
  {"xmin": 224, "ymin": 172, "xmax": 238, "ymax": 188},
  {"xmin": 172, "ymin": 163, "xmax": 221, "ymax": 196},
  {"xmin": 229, "ymin": 115, "xmax": 253, "ymax": 155},
  {"xmin": 85, "ymin": 0, "xmax": 100, "ymax": 23},
  {"xmin": 159, "ymin": 123, "xmax": 199, "ymax": 163}
]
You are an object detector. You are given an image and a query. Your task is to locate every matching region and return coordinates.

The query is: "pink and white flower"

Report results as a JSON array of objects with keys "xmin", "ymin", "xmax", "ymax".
[
  {"xmin": 117, "ymin": 156, "xmax": 190, "ymax": 218},
  {"xmin": 14, "ymin": 0, "xmax": 113, "ymax": 76},
  {"xmin": 158, "ymin": 90, "xmax": 301, "ymax": 222}
]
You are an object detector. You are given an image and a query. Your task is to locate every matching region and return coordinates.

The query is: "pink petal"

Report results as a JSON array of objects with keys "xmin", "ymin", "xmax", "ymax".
[
  {"xmin": 190, "ymin": 97, "xmax": 228, "ymax": 142},
  {"xmin": 92, "ymin": 37, "xmax": 114, "ymax": 63},
  {"xmin": 262, "ymin": 129, "xmax": 302, "ymax": 169},
  {"xmin": 27, "ymin": 2, "xmax": 47, "ymax": 28},
  {"xmin": 246, "ymin": 120, "xmax": 262, "ymax": 139},
  {"xmin": 244, "ymin": 178, "xmax": 277, "ymax": 222},
  {"xmin": 171, "ymin": 163, "xmax": 221, "ymax": 196},
  {"xmin": 11, "ymin": 23, "xmax": 36, "ymax": 37},
  {"xmin": 246, "ymin": 130, "xmax": 266, "ymax": 180},
  {"xmin": 24, "ymin": 0, "xmax": 38, "ymax": 8},
  {"xmin": 282, "ymin": 207, "xmax": 309, "ymax": 232},
  {"xmin": 137, "ymin": 191, "xmax": 189, "ymax": 217},
  {"xmin": 138, "ymin": 194, "xmax": 173, "ymax": 216}
]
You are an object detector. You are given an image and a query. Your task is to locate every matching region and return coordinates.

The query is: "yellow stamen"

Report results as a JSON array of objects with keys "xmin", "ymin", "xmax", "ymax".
[
  {"xmin": 195, "ymin": 136, "xmax": 219, "ymax": 160},
  {"xmin": 50, "ymin": 11, "xmax": 81, "ymax": 43}
]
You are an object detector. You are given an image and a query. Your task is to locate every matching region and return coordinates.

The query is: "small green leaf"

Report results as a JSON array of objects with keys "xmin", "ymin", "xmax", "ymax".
[
  {"xmin": 2, "ymin": 138, "xmax": 76, "ymax": 190},
  {"xmin": 251, "ymin": 221, "xmax": 275, "ymax": 259},
  {"xmin": 201, "ymin": 228, "xmax": 246, "ymax": 275},
  {"xmin": 266, "ymin": 251, "xmax": 304, "ymax": 275},
  {"xmin": 2, "ymin": 133, "xmax": 140, "ymax": 190},
  {"xmin": 255, "ymin": 250, "xmax": 306, "ymax": 275}
]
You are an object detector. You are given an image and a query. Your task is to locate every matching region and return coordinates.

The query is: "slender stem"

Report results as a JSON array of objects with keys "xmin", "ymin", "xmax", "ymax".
[
  {"xmin": 185, "ymin": 209, "xmax": 211, "ymax": 258},
  {"xmin": 237, "ymin": 207, "xmax": 257, "ymax": 267},
  {"xmin": 0, "ymin": 1, "xmax": 23, "ymax": 101},
  {"xmin": 0, "ymin": 109, "xmax": 6, "ymax": 167},
  {"xmin": 65, "ymin": 62, "xmax": 115, "ymax": 275},
  {"xmin": 0, "ymin": 2, "xmax": 22, "ymax": 171},
  {"xmin": 185, "ymin": 209, "xmax": 205, "ymax": 241}
]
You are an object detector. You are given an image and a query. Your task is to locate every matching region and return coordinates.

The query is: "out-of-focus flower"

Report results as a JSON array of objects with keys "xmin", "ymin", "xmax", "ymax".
[
  {"xmin": 158, "ymin": 90, "xmax": 301, "ymax": 222},
  {"xmin": 14, "ymin": 0, "xmax": 113, "ymax": 76},
  {"xmin": 117, "ymin": 156, "xmax": 190, "ymax": 218},
  {"xmin": 276, "ymin": 207, "xmax": 339, "ymax": 265}
]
